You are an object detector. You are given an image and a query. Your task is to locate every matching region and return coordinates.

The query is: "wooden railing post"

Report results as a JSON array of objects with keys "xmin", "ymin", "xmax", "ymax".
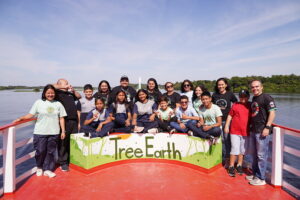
[
  {"xmin": 271, "ymin": 127, "xmax": 284, "ymax": 187},
  {"xmin": 3, "ymin": 127, "xmax": 16, "ymax": 193}
]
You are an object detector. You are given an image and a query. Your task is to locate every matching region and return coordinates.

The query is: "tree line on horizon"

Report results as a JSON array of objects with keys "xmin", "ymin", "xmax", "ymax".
[
  {"xmin": 172, "ymin": 74, "xmax": 300, "ymax": 93},
  {"xmin": 1, "ymin": 74, "xmax": 299, "ymax": 93}
]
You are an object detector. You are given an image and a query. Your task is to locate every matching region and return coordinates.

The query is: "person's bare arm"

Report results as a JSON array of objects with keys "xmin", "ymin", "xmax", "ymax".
[
  {"xmin": 224, "ymin": 115, "xmax": 232, "ymax": 134},
  {"xmin": 13, "ymin": 114, "xmax": 34, "ymax": 123},
  {"xmin": 262, "ymin": 110, "xmax": 276, "ymax": 137}
]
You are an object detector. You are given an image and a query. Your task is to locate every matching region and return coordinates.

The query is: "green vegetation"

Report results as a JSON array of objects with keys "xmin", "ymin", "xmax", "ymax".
[
  {"xmin": 173, "ymin": 74, "xmax": 300, "ymax": 93},
  {"xmin": 1, "ymin": 74, "xmax": 299, "ymax": 93}
]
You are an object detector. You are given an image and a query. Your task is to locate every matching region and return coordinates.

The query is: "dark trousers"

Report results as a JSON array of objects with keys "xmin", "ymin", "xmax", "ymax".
[
  {"xmin": 58, "ymin": 119, "xmax": 78, "ymax": 166},
  {"xmin": 156, "ymin": 116, "xmax": 177, "ymax": 132},
  {"xmin": 170, "ymin": 120, "xmax": 196, "ymax": 133},
  {"xmin": 221, "ymin": 121, "xmax": 231, "ymax": 159},
  {"xmin": 82, "ymin": 122, "xmax": 114, "ymax": 137},
  {"xmin": 187, "ymin": 123, "xmax": 221, "ymax": 139},
  {"xmin": 33, "ymin": 134, "xmax": 59, "ymax": 171},
  {"xmin": 137, "ymin": 120, "xmax": 158, "ymax": 133},
  {"xmin": 113, "ymin": 113, "xmax": 132, "ymax": 133}
]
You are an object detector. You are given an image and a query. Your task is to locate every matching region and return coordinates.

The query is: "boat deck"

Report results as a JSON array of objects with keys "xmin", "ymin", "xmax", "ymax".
[{"xmin": 1, "ymin": 162, "xmax": 293, "ymax": 200}]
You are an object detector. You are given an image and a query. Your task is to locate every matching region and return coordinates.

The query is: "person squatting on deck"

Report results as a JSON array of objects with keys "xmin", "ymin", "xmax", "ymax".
[
  {"xmin": 13, "ymin": 84, "xmax": 67, "ymax": 178},
  {"xmin": 246, "ymin": 80, "xmax": 276, "ymax": 186}
]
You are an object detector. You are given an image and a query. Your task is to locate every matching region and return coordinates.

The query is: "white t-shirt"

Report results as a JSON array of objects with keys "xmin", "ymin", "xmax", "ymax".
[{"xmin": 198, "ymin": 104, "xmax": 223, "ymax": 126}]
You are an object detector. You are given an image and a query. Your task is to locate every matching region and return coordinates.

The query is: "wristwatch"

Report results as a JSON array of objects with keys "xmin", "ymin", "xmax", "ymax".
[{"xmin": 265, "ymin": 125, "xmax": 272, "ymax": 130}]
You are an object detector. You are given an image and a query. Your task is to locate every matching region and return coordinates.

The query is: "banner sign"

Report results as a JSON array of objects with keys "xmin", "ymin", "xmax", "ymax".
[{"xmin": 70, "ymin": 133, "xmax": 222, "ymax": 170}]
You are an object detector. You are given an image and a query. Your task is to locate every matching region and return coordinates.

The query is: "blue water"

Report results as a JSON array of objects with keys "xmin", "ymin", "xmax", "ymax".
[{"xmin": 0, "ymin": 91, "xmax": 299, "ymax": 197}]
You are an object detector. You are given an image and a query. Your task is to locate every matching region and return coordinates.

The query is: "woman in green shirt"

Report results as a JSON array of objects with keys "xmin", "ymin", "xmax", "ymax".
[{"xmin": 13, "ymin": 84, "xmax": 67, "ymax": 178}]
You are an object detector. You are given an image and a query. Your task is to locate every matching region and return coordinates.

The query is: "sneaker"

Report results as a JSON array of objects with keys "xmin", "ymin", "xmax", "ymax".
[
  {"xmin": 228, "ymin": 166, "xmax": 235, "ymax": 177},
  {"xmin": 245, "ymin": 175, "xmax": 256, "ymax": 181},
  {"xmin": 60, "ymin": 164, "xmax": 69, "ymax": 172},
  {"xmin": 44, "ymin": 170, "xmax": 56, "ymax": 178},
  {"xmin": 249, "ymin": 178, "xmax": 266, "ymax": 186},
  {"xmin": 148, "ymin": 128, "xmax": 158, "ymax": 134},
  {"xmin": 187, "ymin": 130, "xmax": 193, "ymax": 136},
  {"xmin": 236, "ymin": 165, "xmax": 243, "ymax": 175},
  {"xmin": 169, "ymin": 129, "xmax": 176, "ymax": 134},
  {"xmin": 36, "ymin": 168, "xmax": 43, "ymax": 176},
  {"xmin": 134, "ymin": 126, "xmax": 144, "ymax": 133}
]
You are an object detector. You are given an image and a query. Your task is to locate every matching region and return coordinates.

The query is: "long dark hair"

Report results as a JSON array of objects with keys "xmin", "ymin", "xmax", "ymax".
[
  {"xmin": 147, "ymin": 78, "xmax": 159, "ymax": 92},
  {"xmin": 135, "ymin": 89, "xmax": 149, "ymax": 102},
  {"xmin": 98, "ymin": 80, "xmax": 111, "ymax": 93},
  {"xmin": 42, "ymin": 84, "xmax": 57, "ymax": 101},
  {"xmin": 112, "ymin": 90, "xmax": 130, "ymax": 114},
  {"xmin": 214, "ymin": 77, "xmax": 231, "ymax": 93},
  {"xmin": 192, "ymin": 84, "xmax": 207, "ymax": 102},
  {"xmin": 180, "ymin": 79, "xmax": 194, "ymax": 93}
]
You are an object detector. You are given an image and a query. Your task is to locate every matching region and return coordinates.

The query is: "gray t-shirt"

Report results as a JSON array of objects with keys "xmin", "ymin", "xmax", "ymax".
[
  {"xmin": 77, "ymin": 97, "xmax": 95, "ymax": 113},
  {"xmin": 175, "ymin": 106, "xmax": 198, "ymax": 124}
]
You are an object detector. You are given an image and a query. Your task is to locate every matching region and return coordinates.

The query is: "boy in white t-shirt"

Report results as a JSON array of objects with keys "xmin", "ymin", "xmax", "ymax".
[
  {"xmin": 155, "ymin": 96, "xmax": 177, "ymax": 132},
  {"xmin": 187, "ymin": 91, "xmax": 222, "ymax": 141}
]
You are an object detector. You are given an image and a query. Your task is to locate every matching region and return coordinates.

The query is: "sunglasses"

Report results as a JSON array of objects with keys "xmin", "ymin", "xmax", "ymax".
[
  {"xmin": 166, "ymin": 85, "xmax": 173, "ymax": 89},
  {"xmin": 184, "ymin": 84, "xmax": 190, "ymax": 87},
  {"xmin": 181, "ymin": 101, "xmax": 188, "ymax": 104}
]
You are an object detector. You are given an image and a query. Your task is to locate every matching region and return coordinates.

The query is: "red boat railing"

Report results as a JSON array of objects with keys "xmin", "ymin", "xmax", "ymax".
[{"xmin": 0, "ymin": 120, "xmax": 300, "ymax": 197}]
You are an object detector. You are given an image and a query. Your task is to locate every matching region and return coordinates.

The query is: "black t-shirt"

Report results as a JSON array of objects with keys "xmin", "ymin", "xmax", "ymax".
[
  {"xmin": 212, "ymin": 91, "xmax": 238, "ymax": 121},
  {"xmin": 148, "ymin": 90, "xmax": 162, "ymax": 104},
  {"xmin": 93, "ymin": 92, "xmax": 110, "ymax": 107},
  {"xmin": 110, "ymin": 86, "xmax": 136, "ymax": 103},
  {"xmin": 250, "ymin": 93, "xmax": 276, "ymax": 133},
  {"xmin": 56, "ymin": 89, "xmax": 78, "ymax": 121},
  {"xmin": 162, "ymin": 92, "xmax": 181, "ymax": 109}
]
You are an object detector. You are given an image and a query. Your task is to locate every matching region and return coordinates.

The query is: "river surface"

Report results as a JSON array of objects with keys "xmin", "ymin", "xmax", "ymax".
[{"xmin": 0, "ymin": 90, "xmax": 299, "ymax": 197}]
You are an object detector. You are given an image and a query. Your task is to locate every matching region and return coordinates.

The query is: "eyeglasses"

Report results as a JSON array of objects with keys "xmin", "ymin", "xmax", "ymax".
[
  {"xmin": 180, "ymin": 101, "xmax": 188, "ymax": 104},
  {"xmin": 184, "ymin": 84, "xmax": 190, "ymax": 87},
  {"xmin": 166, "ymin": 85, "xmax": 173, "ymax": 89}
]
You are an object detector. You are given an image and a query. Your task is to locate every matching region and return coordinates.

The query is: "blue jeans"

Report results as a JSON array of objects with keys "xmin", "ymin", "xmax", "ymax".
[
  {"xmin": 170, "ymin": 120, "xmax": 196, "ymax": 133},
  {"xmin": 187, "ymin": 123, "xmax": 221, "ymax": 139},
  {"xmin": 248, "ymin": 132, "xmax": 271, "ymax": 180}
]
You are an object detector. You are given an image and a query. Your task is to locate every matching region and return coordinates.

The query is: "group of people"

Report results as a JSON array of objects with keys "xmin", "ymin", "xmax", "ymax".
[{"xmin": 14, "ymin": 76, "xmax": 276, "ymax": 187}]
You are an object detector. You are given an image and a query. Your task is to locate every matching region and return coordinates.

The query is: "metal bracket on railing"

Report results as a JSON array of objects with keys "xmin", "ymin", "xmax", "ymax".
[
  {"xmin": 3, "ymin": 127, "xmax": 16, "ymax": 193},
  {"xmin": 271, "ymin": 127, "xmax": 284, "ymax": 187}
]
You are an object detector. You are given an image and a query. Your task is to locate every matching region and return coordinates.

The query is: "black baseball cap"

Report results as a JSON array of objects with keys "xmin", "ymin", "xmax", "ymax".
[
  {"xmin": 239, "ymin": 89, "xmax": 250, "ymax": 98},
  {"xmin": 120, "ymin": 75, "xmax": 129, "ymax": 81}
]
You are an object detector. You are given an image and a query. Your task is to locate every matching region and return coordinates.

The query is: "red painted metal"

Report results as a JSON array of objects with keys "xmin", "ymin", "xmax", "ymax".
[
  {"xmin": 2, "ymin": 163, "xmax": 293, "ymax": 200},
  {"xmin": 0, "ymin": 118, "xmax": 36, "ymax": 132},
  {"xmin": 69, "ymin": 159, "xmax": 222, "ymax": 174},
  {"xmin": 273, "ymin": 123, "xmax": 300, "ymax": 134}
]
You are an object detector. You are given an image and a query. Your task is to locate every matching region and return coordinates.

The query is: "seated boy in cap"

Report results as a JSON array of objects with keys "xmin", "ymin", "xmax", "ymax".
[{"xmin": 224, "ymin": 89, "xmax": 251, "ymax": 177}]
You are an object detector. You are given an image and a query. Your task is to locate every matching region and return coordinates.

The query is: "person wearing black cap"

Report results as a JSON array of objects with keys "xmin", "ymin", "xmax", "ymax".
[
  {"xmin": 109, "ymin": 75, "xmax": 137, "ymax": 110},
  {"xmin": 224, "ymin": 89, "xmax": 251, "ymax": 177}
]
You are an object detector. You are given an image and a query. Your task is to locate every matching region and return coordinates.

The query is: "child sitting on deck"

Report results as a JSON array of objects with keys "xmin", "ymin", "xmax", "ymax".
[
  {"xmin": 187, "ymin": 91, "xmax": 222, "ymax": 141},
  {"xmin": 224, "ymin": 89, "xmax": 251, "ymax": 177},
  {"xmin": 77, "ymin": 84, "xmax": 95, "ymax": 132},
  {"xmin": 170, "ymin": 95, "xmax": 199, "ymax": 134},
  {"xmin": 109, "ymin": 90, "xmax": 132, "ymax": 133},
  {"xmin": 81, "ymin": 98, "xmax": 114, "ymax": 138},
  {"xmin": 155, "ymin": 96, "xmax": 177, "ymax": 133}
]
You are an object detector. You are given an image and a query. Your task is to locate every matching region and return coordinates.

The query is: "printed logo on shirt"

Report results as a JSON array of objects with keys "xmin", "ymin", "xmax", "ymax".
[
  {"xmin": 269, "ymin": 101, "xmax": 275, "ymax": 109},
  {"xmin": 167, "ymin": 97, "xmax": 172, "ymax": 106},
  {"xmin": 149, "ymin": 95, "xmax": 155, "ymax": 101},
  {"xmin": 251, "ymin": 102, "xmax": 260, "ymax": 117},
  {"xmin": 215, "ymin": 99, "xmax": 227, "ymax": 110},
  {"xmin": 47, "ymin": 106, "xmax": 54, "ymax": 114}
]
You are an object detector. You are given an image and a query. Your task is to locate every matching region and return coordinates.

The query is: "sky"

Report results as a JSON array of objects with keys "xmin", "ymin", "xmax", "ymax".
[{"xmin": 1, "ymin": 0, "xmax": 300, "ymax": 87}]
